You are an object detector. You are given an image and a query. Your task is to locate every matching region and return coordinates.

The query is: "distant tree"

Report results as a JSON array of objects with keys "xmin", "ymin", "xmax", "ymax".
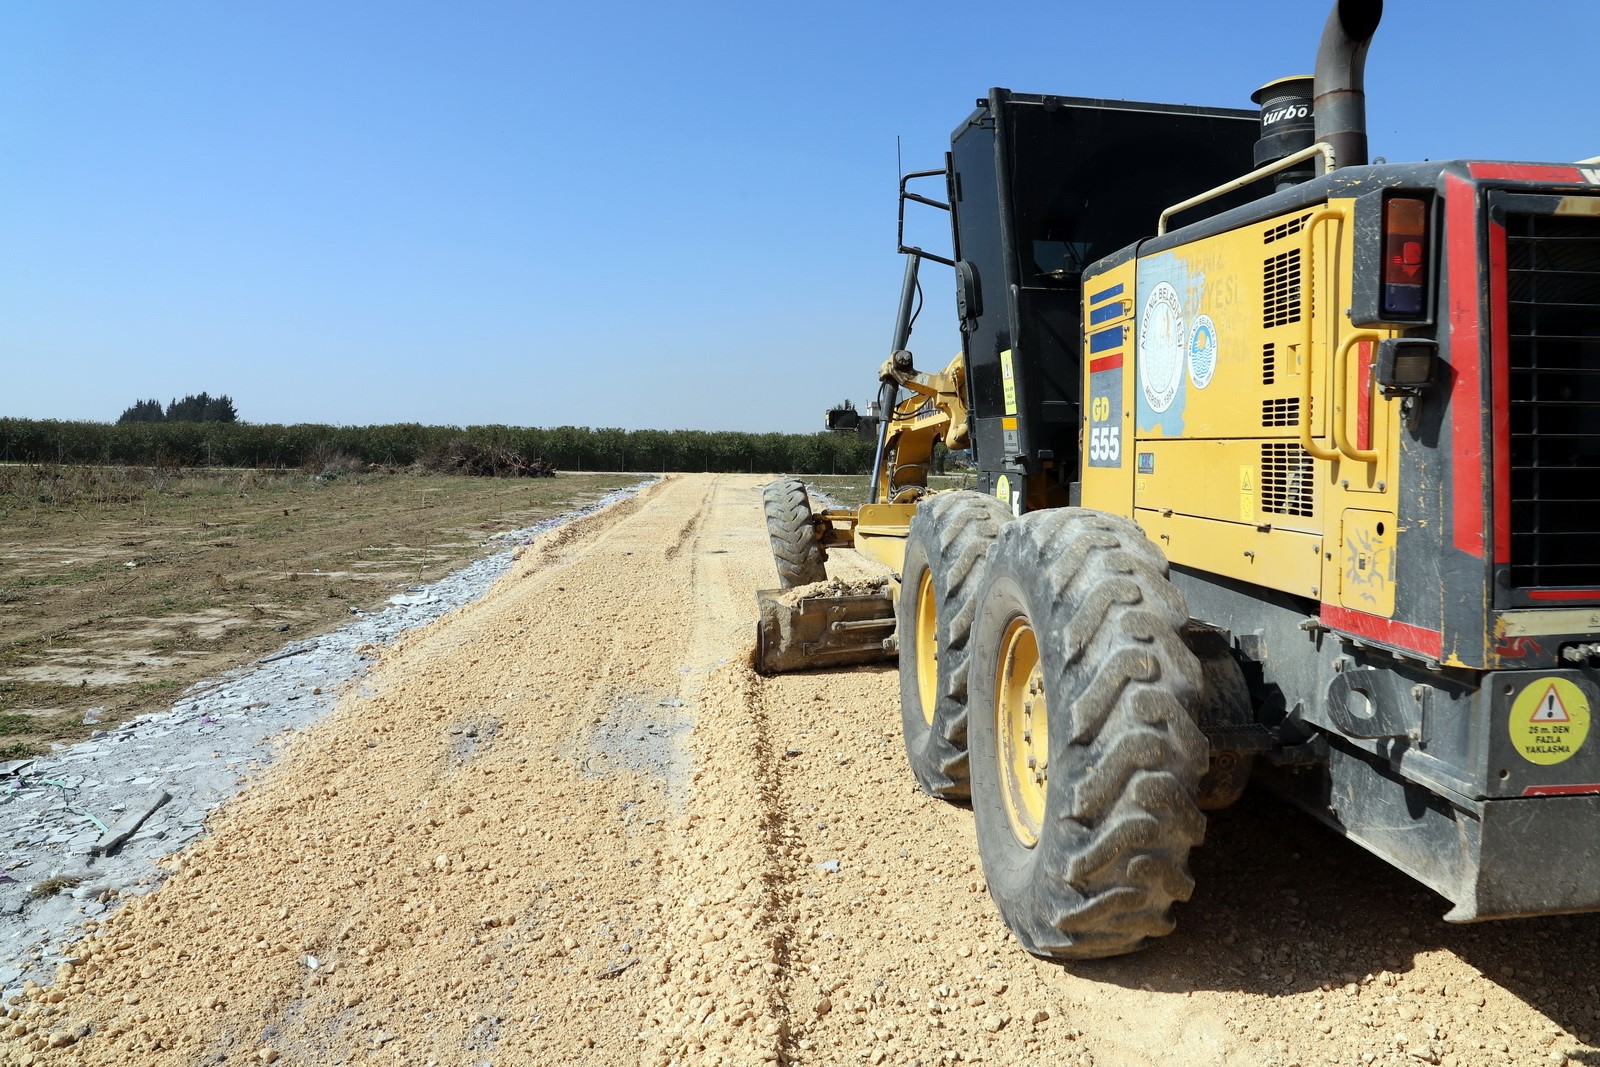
[
  {"xmin": 116, "ymin": 398, "xmax": 166, "ymax": 424},
  {"xmin": 205, "ymin": 394, "xmax": 239, "ymax": 422},
  {"xmin": 163, "ymin": 392, "xmax": 239, "ymax": 423}
]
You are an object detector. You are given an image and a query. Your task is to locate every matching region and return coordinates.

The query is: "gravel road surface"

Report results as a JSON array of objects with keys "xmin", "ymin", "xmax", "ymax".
[{"xmin": 4, "ymin": 474, "xmax": 1596, "ymax": 1066}]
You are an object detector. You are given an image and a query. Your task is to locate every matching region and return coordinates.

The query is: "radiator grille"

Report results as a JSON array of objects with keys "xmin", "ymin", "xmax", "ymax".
[
  {"xmin": 1261, "ymin": 442, "xmax": 1314, "ymax": 517},
  {"xmin": 1261, "ymin": 398, "xmax": 1300, "ymax": 427},
  {"xmin": 1263, "ymin": 250, "xmax": 1303, "ymax": 328},
  {"xmin": 1505, "ymin": 208, "xmax": 1600, "ymax": 589},
  {"xmin": 1262, "ymin": 342, "xmax": 1276, "ymax": 385}
]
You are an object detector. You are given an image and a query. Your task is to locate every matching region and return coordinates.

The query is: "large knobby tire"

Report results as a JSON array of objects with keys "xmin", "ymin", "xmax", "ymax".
[
  {"xmin": 898, "ymin": 491, "xmax": 1013, "ymax": 799},
  {"xmin": 762, "ymin": 479, "xmax": 827, "ymax": 589},
  {"xmin": 967, "ymin": 508, "xmax": 1210, "ymax": 959}
]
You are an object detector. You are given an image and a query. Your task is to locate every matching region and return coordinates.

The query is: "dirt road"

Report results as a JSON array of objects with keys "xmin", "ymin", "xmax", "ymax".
[{"xmin": 5, "ymin": 474, "xmax": 1596, "ymax": 1066}]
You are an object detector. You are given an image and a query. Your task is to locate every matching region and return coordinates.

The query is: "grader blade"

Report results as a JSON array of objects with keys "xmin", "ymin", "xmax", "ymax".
[{"xmin": 754, "ymin": 581, "xmax": 897, "ymax": 674}]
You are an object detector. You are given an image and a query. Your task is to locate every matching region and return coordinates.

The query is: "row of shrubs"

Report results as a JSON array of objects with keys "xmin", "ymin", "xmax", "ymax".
[{"xmin": 0, "ymin": 418, "xmax": 878, "ymax": 475}]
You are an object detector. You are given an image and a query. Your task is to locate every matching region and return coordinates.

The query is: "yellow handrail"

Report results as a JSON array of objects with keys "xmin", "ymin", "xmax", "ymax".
[{"xmin": 1298, "ymin": 209, "xmax": 1345, "ymax": 462}]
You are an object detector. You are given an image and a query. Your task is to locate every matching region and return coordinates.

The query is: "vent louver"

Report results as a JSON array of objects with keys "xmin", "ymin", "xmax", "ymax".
[
  {"xmin": 1261, "ymin": 442, "xmax": 1314, "ymax": 517},
  {"xmin": 1263, "ymin": 250, "xmax": 1303, "ymax": 328},
  {"xmin": 1263, "ymin": 213, "xmax": 1311, "ymax": 245},
  {"xmin": 1261, "ymin": 398, "xmax": 1301, "ymax": 428}
]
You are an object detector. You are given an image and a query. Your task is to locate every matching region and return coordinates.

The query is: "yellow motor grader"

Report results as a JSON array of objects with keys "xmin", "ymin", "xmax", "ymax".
[{"xmin": 757, "ymin": 0, "xmax": 1600, "ymax": 959}]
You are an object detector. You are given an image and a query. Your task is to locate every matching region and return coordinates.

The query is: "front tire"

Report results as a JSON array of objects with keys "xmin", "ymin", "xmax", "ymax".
[
  {"xmin": 967, "ymin": 509, "xmax": 1209, "ymax": 959},
  {"xmin": 762, "ymin": 479, "xmax": 827, "ymax": 589},
  {"xmin": 897, "ymin": 492, "xmax": 1013, "ymax": 799}
]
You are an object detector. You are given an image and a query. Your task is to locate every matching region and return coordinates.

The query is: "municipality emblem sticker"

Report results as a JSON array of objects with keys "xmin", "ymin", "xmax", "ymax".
[
  {"xmin": 1188, "ymin": 314, "xmax": 1217, "ymax": 390},
  {"xmin": 1139, "ymin": 282, "xmax": 1184, "ymax": 413}
]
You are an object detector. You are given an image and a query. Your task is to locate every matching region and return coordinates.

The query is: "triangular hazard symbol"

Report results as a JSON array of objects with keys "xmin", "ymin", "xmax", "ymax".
[{"xmin": 1532, "ymin": 685, "xmax": 1571, "ymax": 723}]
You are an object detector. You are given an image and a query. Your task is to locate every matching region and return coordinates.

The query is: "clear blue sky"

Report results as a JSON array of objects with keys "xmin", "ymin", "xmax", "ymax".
[{"xmin": 2, "ymin": 1, "xmax": 1595, "ymax": 433}]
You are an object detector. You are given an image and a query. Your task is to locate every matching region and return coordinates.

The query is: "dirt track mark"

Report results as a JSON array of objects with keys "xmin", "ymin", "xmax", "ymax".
[{"xmin": 662, "ymin": 482, "xmax": 713, "ymax": 562}]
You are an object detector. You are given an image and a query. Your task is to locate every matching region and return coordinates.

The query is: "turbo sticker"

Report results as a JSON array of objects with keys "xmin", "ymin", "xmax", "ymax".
[{"xmin": 1509, "ymin": 677, "xmax": 1591, "ymax": 765}]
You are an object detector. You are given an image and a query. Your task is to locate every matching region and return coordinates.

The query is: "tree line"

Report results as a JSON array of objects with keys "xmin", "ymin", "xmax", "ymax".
[
  {"xmin": 117, "ymin": 393, "xmax": 239, "ymax": 424},
  {"xmin": 0, "ymin": 418, "xmax": 877, "ymax": 475}
]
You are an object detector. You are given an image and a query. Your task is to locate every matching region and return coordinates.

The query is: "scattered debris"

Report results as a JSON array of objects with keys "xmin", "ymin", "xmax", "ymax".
[
  {"xmin": 420, "ymin": 438, "xmax": 556, "ymax": 478},
  {"xmin": 257, "ymin": 645, "xmax": 318, "ymax": 665},
  {"xmin": 596, "ymin": 958, "xmax": 639, "ymax": 980},
  {"xmin": 89, "ymin": 788, "xmax": 171, "ymax": 856}
]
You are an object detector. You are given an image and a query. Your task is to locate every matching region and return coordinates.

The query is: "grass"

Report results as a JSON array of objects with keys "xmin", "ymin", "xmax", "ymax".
[
  {"xmin": 0, "ymin": 464, "xmax": 642, "ymax": 756},
  {"xmin": 29, "ymin": 874, "xmax": 85, "ymax": 898},
  {"xmin": 802, "ymin": 472, "xmax": 976, "ymax": 511}
]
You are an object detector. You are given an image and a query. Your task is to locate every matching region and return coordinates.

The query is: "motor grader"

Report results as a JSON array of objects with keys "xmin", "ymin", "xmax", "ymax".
[{"xmin": 757, "ymin": 0, "xmax": 1600, "ymax": 959}]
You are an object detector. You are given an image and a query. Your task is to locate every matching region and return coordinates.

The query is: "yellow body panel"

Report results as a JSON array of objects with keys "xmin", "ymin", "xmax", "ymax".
[
  {"xmin": 1134, "ymin": 438, "xmax": 1321, "ymax": 535},
  {"xmin": 1135, "ymin": 508, "xmax": 1323, "ymax": 598},
  {"xmin": 1084, "ymin": 199, "xmax": 1406, "ymax": 616},
  {"xmin": 1337, "ymin": 508, "xmax": 1397, "ymax": 616},
  {"xmin": 854, "ymin": 502, "xmax": 917, "ymax": 575}
]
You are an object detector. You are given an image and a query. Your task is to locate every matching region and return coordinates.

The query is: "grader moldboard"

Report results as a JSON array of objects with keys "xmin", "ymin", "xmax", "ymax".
[{"xmin": 756, "ymin": 0, "xmax": 1600, "ymax": 959}]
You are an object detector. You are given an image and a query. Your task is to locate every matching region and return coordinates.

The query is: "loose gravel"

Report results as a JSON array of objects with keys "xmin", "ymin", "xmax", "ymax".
[{"xmin": 0, "ymin": 481, "xmax": 653, "ymax": 1002}]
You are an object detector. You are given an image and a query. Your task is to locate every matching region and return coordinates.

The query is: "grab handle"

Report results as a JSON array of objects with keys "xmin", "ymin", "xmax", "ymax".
[{"xmin": 1298, "ymin": 209, "xmax": 1346, "ymax": 462}]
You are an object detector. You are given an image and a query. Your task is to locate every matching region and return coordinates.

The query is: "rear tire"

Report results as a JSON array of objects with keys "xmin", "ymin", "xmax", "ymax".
[
  {"xmin": 898, "ymin": 491, "xmax": 1013, "ymax": 799},
  {"xmin": 762, "ymin": 479, "xmax": 827, "ymax": 589},
  {"xmin": 967, "ymin": 508, "xmax": 1209, "ymax": 959}
]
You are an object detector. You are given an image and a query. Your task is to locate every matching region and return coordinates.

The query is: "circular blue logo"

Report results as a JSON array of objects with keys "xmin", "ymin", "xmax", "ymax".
[{"xmin": 1188, "ymin": 314, "xmax": 1218, "ymax": 390}]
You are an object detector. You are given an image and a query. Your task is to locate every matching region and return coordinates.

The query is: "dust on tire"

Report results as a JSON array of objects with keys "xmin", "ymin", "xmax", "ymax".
[
  {"xmin": 966, "ymin": 508, "xmax": 1210, "ymax": 959},
  {"xmin": 761, "ymin": 479, "xmax": 827, "ymax": 589},
  {"xmin": 897, "ymin": 491, "xmax": 1012, "ymax": 800}
]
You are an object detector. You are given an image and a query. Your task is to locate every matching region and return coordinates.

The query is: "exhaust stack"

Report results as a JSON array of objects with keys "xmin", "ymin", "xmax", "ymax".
[{"xmin": 1313, "ymin": 0, "xmax": 1383, "ymax": 171}]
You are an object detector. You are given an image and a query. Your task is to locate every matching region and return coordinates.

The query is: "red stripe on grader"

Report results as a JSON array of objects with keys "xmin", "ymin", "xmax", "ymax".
[
  {"xmin": 1489, "ymin": 218, "xmax": 1512, "ymax": 565},
  {"xmin": 1088, "ymin": 353, "xmax": 1124, "ymax": 374},
  {"xmin": 1444, "ymin": 173, "xmax": 1486, "ymax": 560},
  {"xmin": 1526, "ymin": 588, "xmax": 1600, "ymax": 601},
  {"xmin": 1355, "ymin": 340, "xmax": 1374, "ymax": 453},
  {"xmin": 1523, "ymin": 784, "xmax": 1600, "ymax": 797},
  {"xmin": 1320, "ymin": 604, "xmax": 1444, "ymax": 659},
  {"xmin": 1468, "ymin": 162, "xmax": 1584, "ymax": 183}
]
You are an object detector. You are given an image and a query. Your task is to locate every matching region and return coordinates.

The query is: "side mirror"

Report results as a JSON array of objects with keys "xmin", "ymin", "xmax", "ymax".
[{"xmin": 955, "ymin": 260, "xmax": 983, "ymax": 330}]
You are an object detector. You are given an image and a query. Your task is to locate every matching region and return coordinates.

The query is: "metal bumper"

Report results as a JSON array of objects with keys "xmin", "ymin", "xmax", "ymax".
[
  {"xmin": 1260, "ymin": 746, "xmax": 1600, "ymax": 921},
  {"xmin": 1444, "ymin": 791, "xmax": 1600, "ymax": 921}
]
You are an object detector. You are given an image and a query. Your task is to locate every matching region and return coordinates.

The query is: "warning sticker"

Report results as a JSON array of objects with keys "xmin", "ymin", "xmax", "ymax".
[
  {"xmin": 1000, "ymin": 349, "xmax": 1018, "ymax": 416},
  {"xmin": 1509, "ymin": 677, "xmax": 1592, "ymax": 765}
]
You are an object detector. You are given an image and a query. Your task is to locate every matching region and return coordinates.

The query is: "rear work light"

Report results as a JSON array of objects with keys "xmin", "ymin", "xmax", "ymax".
[{"xmin": 1382, "ymin": 196, "xmax": 1429, "ymax": 318}]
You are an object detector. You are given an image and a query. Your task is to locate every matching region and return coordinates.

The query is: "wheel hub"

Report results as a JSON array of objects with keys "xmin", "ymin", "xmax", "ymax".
[
  {"xmin": 996, "ymin": 618, "xmax": 1048, "ymax": 847},
  {"xmin": 915, "ymin": 570, "xmax": 939, "ymax": 726}
]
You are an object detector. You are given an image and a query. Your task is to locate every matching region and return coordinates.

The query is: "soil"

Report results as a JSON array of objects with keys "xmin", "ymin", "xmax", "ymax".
[
  {"xmin": 774, "ymin": 576, "xmax": 890, "ymax": 605},
  {"xmin": 3, "ymin": 474, "xmax": 1596, "ymax": 1066},
  {"xmin": 0, "ymin": 467, "xmax": 639, "ymax": 756}
]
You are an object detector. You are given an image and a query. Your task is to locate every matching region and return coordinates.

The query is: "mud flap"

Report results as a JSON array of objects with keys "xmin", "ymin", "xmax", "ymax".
[{"xmin": 754, "ymin": 588, "xmax": 897, "ymax": 674}]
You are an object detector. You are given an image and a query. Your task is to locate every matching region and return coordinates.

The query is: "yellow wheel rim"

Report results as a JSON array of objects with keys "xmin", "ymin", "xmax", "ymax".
[
  {"xmin": 915, "ymin": 570, "xmax": 939, "ymax": 726},
  {"xmin": 996, "ymin": 617, "xmax": 1047, "ymax": 847}
]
